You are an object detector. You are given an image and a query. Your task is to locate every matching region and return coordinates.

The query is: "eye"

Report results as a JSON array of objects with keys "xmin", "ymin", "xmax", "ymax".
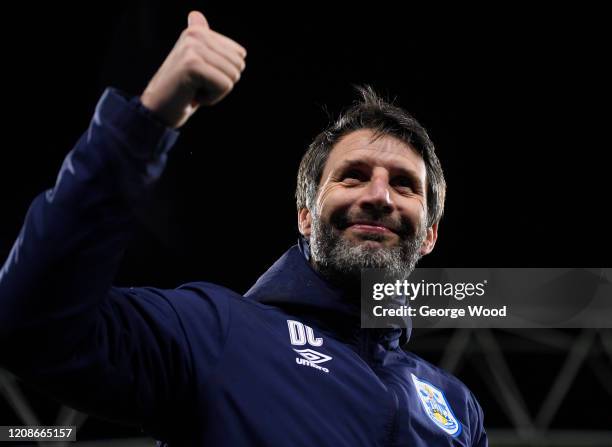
[
  {"xmin": 392, "ymin": 176, "xmax": 416, "ymax": 193},
  {"xmin": 342, "ymin": 169, "xmax": 368, "ymax": 183}
]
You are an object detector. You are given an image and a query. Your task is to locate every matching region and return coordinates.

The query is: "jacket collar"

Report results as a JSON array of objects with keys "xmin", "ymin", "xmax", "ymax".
[{"xmin": 244, "ymin": 238, "xmax": 411, "ymax": 348}]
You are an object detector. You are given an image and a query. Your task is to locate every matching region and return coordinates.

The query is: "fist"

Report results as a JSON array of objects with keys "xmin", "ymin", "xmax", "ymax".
[{"xmin": 140, "ymin": 11, "xmax": 247, "ymax": 128}]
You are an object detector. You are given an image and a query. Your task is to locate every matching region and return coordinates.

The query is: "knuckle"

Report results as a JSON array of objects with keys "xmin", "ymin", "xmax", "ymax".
[
  {"xmin": 180, "ymin": 37, "xmax": 198, "ymax": 54},
  {"xmin": 184, "ymin": 27, "xmax": 201, "ymax": 39},
  {"xmin": 183, "ymin": 54, "xmax": 202, "ymax": 72}
]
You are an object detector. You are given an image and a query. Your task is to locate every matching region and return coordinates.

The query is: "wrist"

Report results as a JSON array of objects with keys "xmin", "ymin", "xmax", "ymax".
[{"xmin": 139, "ymin": 91, "xmax": 174, "ymax": 128}]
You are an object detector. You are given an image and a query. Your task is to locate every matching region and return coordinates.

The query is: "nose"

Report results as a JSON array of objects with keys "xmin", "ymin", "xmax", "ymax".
[{"xmin": 357, "ymin": 171, "xmax": 394, "ymax": 215}]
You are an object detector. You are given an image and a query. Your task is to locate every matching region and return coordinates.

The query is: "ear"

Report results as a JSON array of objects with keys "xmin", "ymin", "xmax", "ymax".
[
  {"xmin": 419, "ymin": 222, "xmax": 438, "ymax": 256},
  {"xmin": 298, "ymin": 208, "xmax": 312, "ymax": 239}
]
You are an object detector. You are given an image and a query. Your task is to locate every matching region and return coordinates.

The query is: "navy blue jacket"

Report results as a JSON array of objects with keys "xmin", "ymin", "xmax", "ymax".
[{"xmin": 0, "ymin": 88, "xmax": 487, "ymax": 446}]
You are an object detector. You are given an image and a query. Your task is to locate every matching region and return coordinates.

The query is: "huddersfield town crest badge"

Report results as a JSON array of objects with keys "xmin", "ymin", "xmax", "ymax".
[{"xmin": 411, "ymin": 374, "xmax": 462, "ymax": 437}]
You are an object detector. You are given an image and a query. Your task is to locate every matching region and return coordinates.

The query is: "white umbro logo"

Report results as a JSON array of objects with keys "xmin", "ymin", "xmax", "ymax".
[
  {"xmin": 293, "ymin": 348, "xmax": 332, "ymax": 364},
  {"xmin": 287, "ymin": 320, "xmax": 332, "ymax": 373}
]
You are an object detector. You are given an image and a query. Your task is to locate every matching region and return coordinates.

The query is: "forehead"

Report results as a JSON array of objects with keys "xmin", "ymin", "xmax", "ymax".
[{"xmin": 322, "ymin": 128, "xmax": 426, "ymax": 179}]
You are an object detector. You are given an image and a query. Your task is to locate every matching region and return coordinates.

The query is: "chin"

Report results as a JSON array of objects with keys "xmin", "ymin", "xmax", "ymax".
[
  {"xmin": 348, "ymin": 234, "xmax": 394, "ymax": 248},
  {"xmin": 354, "ymin": 239, "xmax": 387, "ymax": 249}
]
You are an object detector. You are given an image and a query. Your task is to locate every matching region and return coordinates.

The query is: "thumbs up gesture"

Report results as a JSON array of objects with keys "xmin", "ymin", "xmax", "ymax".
[{"xmin": 140, "ymin": 11, "xmax": 247, "ymax": 128}]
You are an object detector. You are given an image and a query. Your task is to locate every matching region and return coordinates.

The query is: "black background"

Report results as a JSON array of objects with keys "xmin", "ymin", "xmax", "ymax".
[{"xmin": 0, "ymin": 0, "xmax": 610, "ymax": 439}]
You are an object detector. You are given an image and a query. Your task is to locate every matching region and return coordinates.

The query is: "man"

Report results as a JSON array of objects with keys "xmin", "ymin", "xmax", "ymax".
[{"xmin": 0, "ymin": 10, "xmax": 487, "ymax": 446}]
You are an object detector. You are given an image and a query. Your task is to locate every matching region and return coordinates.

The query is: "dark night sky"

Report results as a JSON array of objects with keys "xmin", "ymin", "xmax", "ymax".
[
  {"xmin": 0, "ymin": 1, "xmax": 610, "ymax": 435},
  {"xmin": 2, "ymin": 2, "xmax": 609, "ymax": 292}
]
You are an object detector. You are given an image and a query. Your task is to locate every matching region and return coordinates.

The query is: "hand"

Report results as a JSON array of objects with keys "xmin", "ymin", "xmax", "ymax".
[{"xmin": 140, "ymin": 11, "xmax": 247, "ymax": 128}]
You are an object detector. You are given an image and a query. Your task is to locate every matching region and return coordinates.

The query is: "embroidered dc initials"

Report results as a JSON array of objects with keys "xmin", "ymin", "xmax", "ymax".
[
  {"xmin": 287, "ymin": 320, "xmax": 332, "ymax": 373},
  {"xmin": 287, "ymin": 320, "xmax": 323, "ymax": 346}
]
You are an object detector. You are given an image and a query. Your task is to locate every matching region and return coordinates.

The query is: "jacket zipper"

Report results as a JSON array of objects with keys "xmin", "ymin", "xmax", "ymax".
[{"xmin": 361, "ymin": 330, "xmax": 400, "ymax": 446}]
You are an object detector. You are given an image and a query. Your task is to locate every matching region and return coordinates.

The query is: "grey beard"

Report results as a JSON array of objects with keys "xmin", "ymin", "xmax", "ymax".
[{"xmin": 309, "ymin": 213, "xmax": 426, "ymax": 287}]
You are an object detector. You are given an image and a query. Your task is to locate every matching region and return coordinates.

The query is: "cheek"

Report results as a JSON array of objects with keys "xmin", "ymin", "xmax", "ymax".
[
  {"xmin": 316, "ymin": 185, "xmax": 354, "ymax": 217},
  {"xmin": 398, "ymin": 198, "xmax": 428, "ymax": 226}
]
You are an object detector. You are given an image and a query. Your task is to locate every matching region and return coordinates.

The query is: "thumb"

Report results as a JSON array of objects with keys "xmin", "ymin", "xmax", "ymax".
[{"xmin": 187, "ymin": 11, "xmax": 209, "ymax": 28}]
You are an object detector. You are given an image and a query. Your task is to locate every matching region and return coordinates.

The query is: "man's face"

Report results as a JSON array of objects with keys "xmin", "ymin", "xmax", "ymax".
[{"xmin": 299, "ymin": 129, "xmax": 438, "ymax": 283}]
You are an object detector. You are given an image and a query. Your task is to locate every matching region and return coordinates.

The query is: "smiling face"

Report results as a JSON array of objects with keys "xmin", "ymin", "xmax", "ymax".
[{"xmin": 298, "ymin": 128, "xmax": 438, "ymax": 284}]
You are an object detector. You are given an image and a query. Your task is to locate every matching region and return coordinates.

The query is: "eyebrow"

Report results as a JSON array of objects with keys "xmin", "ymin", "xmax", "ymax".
[{"xmin": 335, "ymin": 158, "xmax": 425, "ymax": 190}]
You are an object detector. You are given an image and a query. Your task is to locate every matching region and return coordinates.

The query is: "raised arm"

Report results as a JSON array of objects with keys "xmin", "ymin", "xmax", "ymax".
[{"xmin": 0, "ymin": 10, "xmax": 246, "ymax": 438}]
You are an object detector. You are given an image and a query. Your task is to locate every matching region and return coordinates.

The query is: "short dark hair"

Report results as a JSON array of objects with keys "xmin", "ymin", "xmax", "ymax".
[{"xmin": 295, "ymin": 85, "xmax": 446, "ymax": 227}]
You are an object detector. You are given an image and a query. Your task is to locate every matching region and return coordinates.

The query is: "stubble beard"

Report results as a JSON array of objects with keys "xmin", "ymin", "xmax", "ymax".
[{"xmin": 309, "ymin": 209, "xmax": 427, "ymax": 289}]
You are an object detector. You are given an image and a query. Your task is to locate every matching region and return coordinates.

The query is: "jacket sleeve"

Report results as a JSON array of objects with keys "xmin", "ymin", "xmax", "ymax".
[
  {"xmin": 469, "ymin": 391, "xmax": 488, "ymax": 447},
  {"xmin": 0, "ymin": 88, "xmax": 227, "ymax": 438}
]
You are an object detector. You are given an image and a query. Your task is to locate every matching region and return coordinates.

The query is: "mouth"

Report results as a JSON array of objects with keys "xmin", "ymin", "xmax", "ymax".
[{"xmin": 347, "ymin": 221, "xmax": 396, "ymax": 235}]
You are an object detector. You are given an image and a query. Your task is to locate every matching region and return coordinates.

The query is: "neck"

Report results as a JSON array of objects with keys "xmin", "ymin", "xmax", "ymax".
[{"xmin": 309, "ymin": 257, "xmax": 363, "ymax": 298}]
